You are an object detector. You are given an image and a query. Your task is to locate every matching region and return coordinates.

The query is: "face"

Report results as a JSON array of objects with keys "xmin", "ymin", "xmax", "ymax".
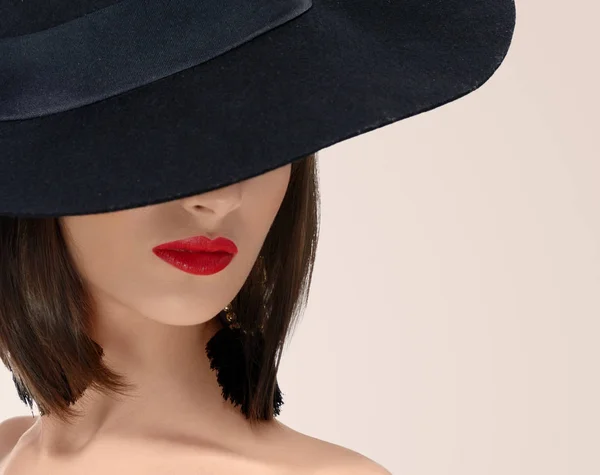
[{"xmin": 58, "ymin": 164, "xmax": 291, "ymax": 328}]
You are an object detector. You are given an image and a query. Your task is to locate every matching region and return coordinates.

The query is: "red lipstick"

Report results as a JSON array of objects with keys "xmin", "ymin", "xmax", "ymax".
[{"xmin": 152, "ymin": 236, "xmax": 238, "ymax": 275}]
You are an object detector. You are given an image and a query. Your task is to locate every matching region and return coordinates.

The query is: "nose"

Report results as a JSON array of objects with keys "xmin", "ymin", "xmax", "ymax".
[{"xmin": 179, "ymin": 181, "xmax": 243, "ymax": 219}]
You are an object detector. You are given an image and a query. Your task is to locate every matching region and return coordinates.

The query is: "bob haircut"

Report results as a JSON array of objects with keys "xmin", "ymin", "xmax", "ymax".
[{"xmin": 0, "ymin": 153, "xmax": 320, "ymax": 428}]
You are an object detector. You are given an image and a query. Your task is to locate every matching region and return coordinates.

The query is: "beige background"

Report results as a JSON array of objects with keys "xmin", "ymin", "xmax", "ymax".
[{"xmin": 2, "ymin": 1, "xmax": 598, "ymax": 473}]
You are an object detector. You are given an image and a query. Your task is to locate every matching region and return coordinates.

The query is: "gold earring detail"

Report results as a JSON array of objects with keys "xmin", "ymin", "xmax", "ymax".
[{"xmin": 223, "ymin": 303, "xmax": 241, "ymax": 330}]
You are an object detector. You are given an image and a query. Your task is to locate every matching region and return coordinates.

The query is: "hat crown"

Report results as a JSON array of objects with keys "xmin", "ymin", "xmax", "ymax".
[
  {"xmin": 1, "ymin": 0, "xmax": 121, "ymax": 39},
  {"xmin": 0, "ymin": 0, "xmax": 312, "ymax": 121}
]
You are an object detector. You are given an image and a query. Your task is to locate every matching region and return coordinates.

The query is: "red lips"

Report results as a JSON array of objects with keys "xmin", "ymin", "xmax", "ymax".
[
  {"xmin": 152, "ymin": 236, "xmax": 238, "ymax": 254},
  {"xmin": 152, "ymin": 236, "xmax": 238, "ymax": 276}
]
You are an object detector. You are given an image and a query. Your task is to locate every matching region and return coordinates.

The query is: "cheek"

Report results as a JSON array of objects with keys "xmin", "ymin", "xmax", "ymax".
[
  {"xmin": 61, "ymin": 217, "xmax": 142, "ymax": 292},
  {"xmin": 265, "ymin": 165, "xmax": 291, "ymax": 212},
  {"xmin": 254, "ymin": 180, "xmax": 289, "ymax": 231}
]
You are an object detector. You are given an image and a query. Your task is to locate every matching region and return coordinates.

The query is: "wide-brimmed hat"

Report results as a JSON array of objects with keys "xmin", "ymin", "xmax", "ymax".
[{"xmin": 0, "ymin": 0, "xmax": 516, "ymax": 217}]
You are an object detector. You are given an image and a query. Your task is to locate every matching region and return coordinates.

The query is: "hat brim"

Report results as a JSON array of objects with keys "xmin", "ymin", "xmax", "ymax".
[{"xmin": 0, "ymin": 0, "xmax": 516, "ymax": 217}]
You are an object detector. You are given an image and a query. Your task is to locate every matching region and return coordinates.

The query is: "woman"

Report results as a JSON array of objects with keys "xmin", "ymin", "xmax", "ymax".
[
  {"xmin": 0, "ymin": 0, "xmax": 516, "ymax": 473},
  {"xmin": 1, "ymin": 156, "xmax": 386, "ymax": 474}
]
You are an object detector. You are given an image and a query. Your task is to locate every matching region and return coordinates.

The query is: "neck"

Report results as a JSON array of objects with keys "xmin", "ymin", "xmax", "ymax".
[{"xmin": 28, "ymin": 316, "xmax": 274, "ymax": 460}]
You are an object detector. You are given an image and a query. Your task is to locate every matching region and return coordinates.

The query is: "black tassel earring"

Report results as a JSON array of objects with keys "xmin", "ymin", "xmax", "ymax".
[
  {"xmin": 6, "ymin": 359, "xmax": 36, "ymax": 418},
  {"xmin": 205, "ymin": 302, "xmax": 284, "ymax": 418}
]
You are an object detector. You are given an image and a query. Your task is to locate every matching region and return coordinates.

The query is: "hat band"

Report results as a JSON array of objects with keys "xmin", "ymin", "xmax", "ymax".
[{"xmin": 0, "ymin": 0, "xmax": 312, "ymax": 121}]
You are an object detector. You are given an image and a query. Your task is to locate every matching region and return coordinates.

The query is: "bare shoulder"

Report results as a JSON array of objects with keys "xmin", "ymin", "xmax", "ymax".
[
  {"xmin": 0, "ymin": 416, "xmax": 37, "ymax": 464},
  {"xmin": 271, "ymin": 421, "xmax": 392, "ymax": 474},
  {"xmin": 309, "ymin": 440, "xmax": 392, "ymax": 475}
]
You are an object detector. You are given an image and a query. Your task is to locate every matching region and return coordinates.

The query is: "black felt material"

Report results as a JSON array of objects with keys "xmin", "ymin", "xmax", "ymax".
[
  {"xmin": 0, "ymin": 0, "xmax": 310, "ymax": 119},
  {"xmin": 0, "ymin": 0, "xmax": 516, "ymax": 217}
]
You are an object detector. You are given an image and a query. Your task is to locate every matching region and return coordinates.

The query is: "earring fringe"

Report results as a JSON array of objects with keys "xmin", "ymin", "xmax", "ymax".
[{"xmin": 205, "ymin": 303, "xmax": 284, "ymax": 418}]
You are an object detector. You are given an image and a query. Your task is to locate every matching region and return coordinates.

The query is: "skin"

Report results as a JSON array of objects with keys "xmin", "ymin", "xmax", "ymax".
[
  {"xmin": 1, "ymin": 161, "xmax": 391, "ymax": 474},
  {"xmin": 10, "ymin": 163, "xmax": 305, "ymax": 472}
]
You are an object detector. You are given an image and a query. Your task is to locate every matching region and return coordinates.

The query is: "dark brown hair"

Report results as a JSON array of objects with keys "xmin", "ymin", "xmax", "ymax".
[{"xmin": 0, "ymin": 153, "xmax": 320, "ymax": 428}]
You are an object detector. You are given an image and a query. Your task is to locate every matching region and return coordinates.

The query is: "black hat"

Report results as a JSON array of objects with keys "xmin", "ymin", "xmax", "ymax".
[{"xmin": 0, "ymin": 0, "xmax": 516, "ymax": 217}]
